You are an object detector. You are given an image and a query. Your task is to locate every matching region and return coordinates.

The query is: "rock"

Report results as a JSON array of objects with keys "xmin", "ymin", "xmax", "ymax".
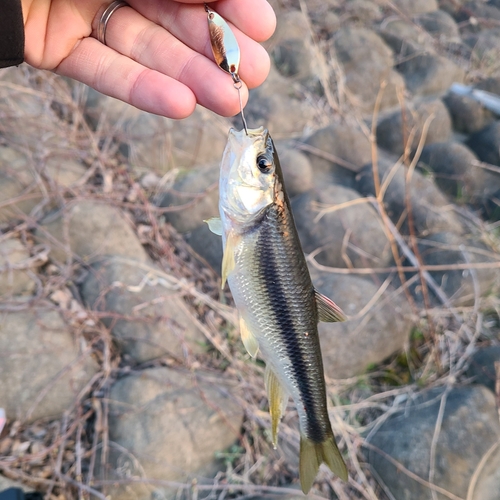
[
  {"xmin": 417, "ymin": 142, "xmax": 500, "ymax": 202},
  {"xmin": 185, "ymin": 224, "xmax": 223, "ymax": 275},
  {"xmin": 275, "ymin": 142, "xmax": 314, "ymax": 197},
  {"xmin": 0, "ymin": 476, "xmax": 35, "ymax": 494},
  {"xmin": 292, "ymin": 185, "xmax": 392, "ymax": 269},
  {"xmin": 43, "ymin": 155, "xmax": 87, "ymax": 187},
  {"xmin": 311, "ymin": 269, "xmax": 414, "ymax": 379},
  {"xmin": 309, "ymin": 9, "xmax": 340, "ymax": 38},
  {"xmin": 466, "ymin": 28, "xmax": 500, "ymax": 74},
  {"xmin": 376, "ymin": 98, "xmax": 452, "ymax": 156},
  {"xmin": 271, "ymin": 11, "xmax": 320, "ymax": 89},
  {"xmin": 158, "ymin": 163, "xmax": 219, "ymax": 233},
  {"xmin": 443, "ymin": 91, "xmax": 494, "ymax": 134},
  {"xmin": 476, "ymin": 76, "xmax": 500, "ymax": 95},
  {"xmin": 367, "ymin": 386, "xmax": 500, "ymax": 500},
  {"xmin": 469, "ymin": 439, "xmax": 500, "ymax": 500},
  {"xmin": 457, "ymin": 3, "xmax": 500, "ymax": 24},
  {"xmin": 0, "ymin": 238, "xmax": 36, "ymax": 297},
  {"xmin": 389, "ymin": 0, "xmax": 439, "ymax": 15},
  {"xmin": 343, "ymin": 0, "xmax": 383, "ymax": 23},
  {"xmin": 0, "ymin": 146, "xmax": 88, "ymax": 224},
  {"xmin": 104, "ymin": 367, "xmax": 244, "ymax": 499},
  {"xmin": 302, "ymin": 121, "xmax": 372, "ymax": 187},
  {"xmin": 466, "ymin": 346, "xmax": 500, "ymax": 393},
  {"xmin": 356, "ymin": 152, "xmax": 464, "ymax": 236},
  {"xmin": 81, "ymin": 256, "xmax": 207, "ymax": 363},
  {"xmin": 333, "ymin": 27, "xmax": 402, "ymax": 113},
  {"xmin": 466, "ymin": 121, "xmax": 500, "ymax": 167},
  {"xmin": 85, "ymin": 90, "xmax": 229, "ymax": 174},
  {"xmin": 379, "ymin": 19, "xmax": 433, "ymax": 56},
  {"xmin": 0, "ymin": 309, "xmax": 98, "ymax": 422},
  {"xmin": 244, "ymin": 66, "xmax": 317, "ymax": 138},
  {"xmin": 36, "ymin": 199, "xmax": 149, "ymax": 263},
  {"xmin": 0, "ymin": 146, "xmax": 42, "ymax": 223},
  {"xmin": 395, "ymin": 51, "xmax": 465, "ymax": 96},
  {"xmin": 414, "ymin": 9, "xmax": 461, "ymax": 42},
  {"xmin": 416, "ymin": 232, "xmax": 500, "ymax": 306}
]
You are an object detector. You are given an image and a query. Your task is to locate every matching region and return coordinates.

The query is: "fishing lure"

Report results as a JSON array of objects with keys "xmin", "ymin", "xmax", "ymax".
[{"xmin": 205, "ymin": 3, "xmax": 249, "ymax": 133}]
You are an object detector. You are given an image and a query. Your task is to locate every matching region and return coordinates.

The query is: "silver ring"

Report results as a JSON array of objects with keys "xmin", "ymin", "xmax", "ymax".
[{"xmin": 96, "ymin": 1, "xmax": 128, "ymax": 46}]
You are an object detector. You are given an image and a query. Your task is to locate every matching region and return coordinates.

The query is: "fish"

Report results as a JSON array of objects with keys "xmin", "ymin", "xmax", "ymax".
[{"xmin": 206, "ymin": 127, "xmax": 348, "ymax": 493}]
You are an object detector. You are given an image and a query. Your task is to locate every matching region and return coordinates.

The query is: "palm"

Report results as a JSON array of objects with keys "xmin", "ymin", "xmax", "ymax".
[{"xmin": 22, "ymin": 0, "xmax": 275, "ymax": 118}]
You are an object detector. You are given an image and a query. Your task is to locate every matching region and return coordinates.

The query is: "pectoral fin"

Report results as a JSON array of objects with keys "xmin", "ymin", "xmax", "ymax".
[
  {"xmin": 221, "ymin": 230, "xmax": 239, "ymax": 289},
  {"xmin": 315, "ymin": 290, "xmax": 347, "ymax": 322},
  {"xmin": 204, "ymin": 217, "xmax": 223, "ymax": 236},
  {"xmin": 239, "ymin": 316, "xmax": 259, "ymax": 358},
  {"xmin": 264, "ymin": 365, "xmax": 289, "ymax": 448}
]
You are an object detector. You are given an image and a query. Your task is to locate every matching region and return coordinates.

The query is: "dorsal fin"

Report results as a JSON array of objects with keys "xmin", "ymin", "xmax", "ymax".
[{"xmin": 315, "ymin": 290, "xmax": 347, "ymax": 322}]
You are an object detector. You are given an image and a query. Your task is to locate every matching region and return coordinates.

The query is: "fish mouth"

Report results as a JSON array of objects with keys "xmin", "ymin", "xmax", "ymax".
[{"xmin": 228, "ymin": 126, "xmax": 267, "ymax": 141}]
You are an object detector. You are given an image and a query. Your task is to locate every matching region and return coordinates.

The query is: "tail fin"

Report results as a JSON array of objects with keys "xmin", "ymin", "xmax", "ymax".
[{"xmin": 299, "ymin": 434, "xmax": 348, "ymax": 494}]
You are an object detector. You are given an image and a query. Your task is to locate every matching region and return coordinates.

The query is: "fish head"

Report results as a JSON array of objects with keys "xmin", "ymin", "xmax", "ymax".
[{"xmin": 220, "ymin": 127, "xmax": 278, "ymax": 225}]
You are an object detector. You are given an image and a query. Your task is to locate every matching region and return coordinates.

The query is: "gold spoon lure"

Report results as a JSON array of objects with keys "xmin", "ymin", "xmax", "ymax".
[{"xmin": 205, "ymin": 4, "xmax": 249, "ymax": 134}]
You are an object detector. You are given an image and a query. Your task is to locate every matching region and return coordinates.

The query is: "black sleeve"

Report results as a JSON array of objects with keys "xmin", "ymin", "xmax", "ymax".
[{"xmin": 0, "ymin": 0, "xmax": 25, "ymax": 68}]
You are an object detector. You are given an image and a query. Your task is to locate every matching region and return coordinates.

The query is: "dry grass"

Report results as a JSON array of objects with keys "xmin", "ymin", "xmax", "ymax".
[{"xmin": 1, "ymin": 4, "xmax": 500, "ymax": 499}]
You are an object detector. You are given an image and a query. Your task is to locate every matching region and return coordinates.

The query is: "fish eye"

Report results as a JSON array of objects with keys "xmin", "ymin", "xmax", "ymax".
[{"xmin": 257, "ymin": 155, "xmax": 273, "ymax": 173}]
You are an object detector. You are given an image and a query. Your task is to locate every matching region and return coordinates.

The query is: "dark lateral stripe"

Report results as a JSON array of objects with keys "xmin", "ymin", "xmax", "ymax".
[{"xmin": 257, "ymin": 208, "xmax": 326, "ymax": 443}]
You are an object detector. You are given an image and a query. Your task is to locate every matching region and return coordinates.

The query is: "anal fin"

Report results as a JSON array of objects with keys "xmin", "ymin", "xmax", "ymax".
[
  {"xmin": 299, "ymin": 434, "xmax": 348, "ymax": 494},
  {"xmin": 264, "ymin": 365, "xmax": 289, "ymax": 448},
  {"xmin": 315, "ymin": 290, "xmax": 347, "ymax": 322},
  {"xmin": 239, "ymin": 316, "xmax": 259, "ymax": 358}
]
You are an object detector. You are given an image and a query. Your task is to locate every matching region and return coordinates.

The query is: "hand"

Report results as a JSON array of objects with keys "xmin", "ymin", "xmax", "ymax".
[{"xmin": 21, "ymin": 0, "xmax": 276, "ymax": 118}]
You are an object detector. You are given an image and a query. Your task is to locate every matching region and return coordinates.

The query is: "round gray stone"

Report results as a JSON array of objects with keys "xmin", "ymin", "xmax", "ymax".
[
  {"xmin": 81, "ymin": 256, "xmax": 207, "ymax": 363},
  {"xmin": 0, "ymin": 238, "xmax": 37, "ymax": 298},
  {"xmin": 0, "ymin": 309, "xmax": 99, "ymax": 422},
  {"xmin": 158, "ymin": 163, "xmax": 219, "ymax": 234},
  {"xmin": 356, "ymin": 152, "xmax": 464, "ymax": 236},
  {"xmin": 376, "ymin": 98, "xmax": 453, "ymax": 156},
  {"xmin": 418, "ymin": 141, "xmax": 500, "ymax": 202},
  {"xmin": 103, "ymin": 367, "xmax": 244, "ymax": 499},
  {"xmin": 292, "ymin": 184, "xmax": 392, "ymax": 270},
  {"xmin": 367, "ymin": 386, "xmax": 500, "ymax": 500},
  {"xmin": 36, "ymin": 199, "xmax": 149, "ymax": 264},
  {"xmin": 465, "ymin": 346, "xmax": 500, "ymax": 393},
  {"xmin": 311, "ymin": 269, "xmax": 414, "ymax": 379}
]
